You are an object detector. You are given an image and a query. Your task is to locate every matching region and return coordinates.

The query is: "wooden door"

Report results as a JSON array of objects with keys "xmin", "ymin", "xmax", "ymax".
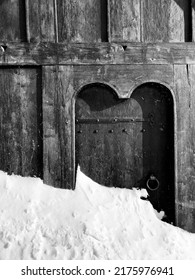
[
  {"xmin": 132, "ymin": 83, "xmax": 175, "ymax": 223},
  {"xmin": 75, "ymin": 82, "xmax": 175, "ymax": 223},
  {"xmin": 75, "ymin": 83, "xmax": 143, "ymax": 188}
]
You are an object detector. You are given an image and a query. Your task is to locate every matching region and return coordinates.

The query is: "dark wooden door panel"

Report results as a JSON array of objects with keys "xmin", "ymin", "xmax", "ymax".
[
  {"xmin": 75, "ymin": 83, "xmax": 143, "ymax": 188},
  {"xmin": 76, "ymin": 82, "xmax": 174, "ymax": 223},
  {"xmin": 76, "ymin": 120, "xmax": 143, "ymax": 188},
  {"xmin": 131, "ymin": 83, "xmax": 175, "ymax": 222}
]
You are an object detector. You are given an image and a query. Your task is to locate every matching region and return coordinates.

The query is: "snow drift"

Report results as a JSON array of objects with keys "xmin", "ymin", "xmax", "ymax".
[{"xmin": 0, "ymin": 167, "xmax": 195, "ymax": 260}]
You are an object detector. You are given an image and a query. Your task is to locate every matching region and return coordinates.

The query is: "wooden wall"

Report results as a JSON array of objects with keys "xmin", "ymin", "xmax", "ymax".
[
  {"xmin": 0, "ymin": 0, "xmax": 195, "ymax": 232},
  {"xmin": 0, "ymin": 0, "xmax": 193, "ymax": 43}
]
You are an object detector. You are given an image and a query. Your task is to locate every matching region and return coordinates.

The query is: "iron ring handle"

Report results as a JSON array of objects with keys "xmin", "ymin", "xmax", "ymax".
[{"xmin": 146, "ymin": 175, "xmax": 160, "ymax": 191}]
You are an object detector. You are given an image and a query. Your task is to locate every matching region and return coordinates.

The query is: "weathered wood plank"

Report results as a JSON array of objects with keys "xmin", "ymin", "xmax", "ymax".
[
  {"xmin": 109, "ymin": 0, "xmax": 140, "ymax": 42},
  {"xmin": 0, "ymin": 67, "xmax": 42, "ymax": 177},
  {"xmin": 177, "ymin": 203, "xmax": 195, "ymax": 233},
  {"xmin": 26, "ymin": 0, "xmax": 55, "ymax": 42},
  {"xmin": 43, "ymin": 66, "xmax": 74, "ymax": 188},
  {"xmin": 2, "ymin": 42, "xmax": 195, "ymax": 65},
  {"xmin": 141, "ymin": 0, "xmax": 186, "ymax": 42},
  {"xmin": 174, "ymin": 64, "xmax": 195, "ymax": 232},
  {"xmin": 73, "ymin": 64, "xmax": 174, "ymax": 99},
  {"xmin": 57, "ymin": 0, "xmax": 101, "ymax": 42},
  {"xmin": 0, "ymin": 0, "xmax": 26, "ymax": 42}
]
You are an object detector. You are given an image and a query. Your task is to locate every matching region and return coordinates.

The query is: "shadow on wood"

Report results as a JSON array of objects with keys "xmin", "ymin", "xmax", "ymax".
[{"xmin": 174, "ymin": 0, "xmax": 192, "ymax": 41}]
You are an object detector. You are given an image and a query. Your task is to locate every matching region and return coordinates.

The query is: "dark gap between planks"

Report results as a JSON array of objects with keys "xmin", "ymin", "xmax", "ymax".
[
  {"xmin": 100, "ymin": 0, "xmax": 109, "ymax": 42},
  {"xmin": 18, "ymin": 0, "xmax": 28, "ymax": 42},
  {"xmin": 184, "ymin": 0, "xmax": 193, "ymax": 42},
  {"xmin": 36, "ymin": 67, "xmax": 43, "ymax": 179}
]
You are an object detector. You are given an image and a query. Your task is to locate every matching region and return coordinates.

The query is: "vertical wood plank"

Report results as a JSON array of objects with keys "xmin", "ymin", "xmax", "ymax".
[
  {"xmin": 174, "ymin": 64, "xmax": 195, "ymax": 232},
  {"xmin": 0, "ymin": 67, "xmax": 42, "ymax": 177},
  {"xmin": 57, "ymin": 0, "xmax": 101, "ymax": 42},
  {"xmin": 26, "ymin": 0, "xmax": 55, "ymax": 42},
  {"xmin": 141, "ymin": 0, "xmax": 186, "ymax": 42},
  {"xmin": 0, "ymin": 0, "xmax": 25, "ymax": 42},
  {"xmin": 43, "ymin": 66, "xmax": 74, "ymax": 188},
  {"xmin": 109, "ymin": 0, "xmax": 140, "ymax": 42}
]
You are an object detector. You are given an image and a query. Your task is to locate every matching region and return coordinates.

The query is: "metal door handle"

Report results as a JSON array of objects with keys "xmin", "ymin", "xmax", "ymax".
[{"xmin": 146, "ymin": 174, "xmax": 160, "ymax": 191}]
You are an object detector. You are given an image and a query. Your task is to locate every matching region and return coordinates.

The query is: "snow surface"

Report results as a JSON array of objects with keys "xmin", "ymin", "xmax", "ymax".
[{"xmin": 0, "ymin": 167, "xmax": 195, "ymax": 260}]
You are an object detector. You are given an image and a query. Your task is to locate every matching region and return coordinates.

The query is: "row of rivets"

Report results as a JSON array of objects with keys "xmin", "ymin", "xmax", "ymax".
[
  {"xmin": 76, "ymin": 118, "xmax": 119, "ymax": 123},
  {"xmin": 77, "ymin": 129, "xmax": 129, "ymax": 134},
  {"xmin": 77, "ymin": 128, "xmax": 165, "ymax": 133},
  {"xmin": 76, "ymin": 118, "xmax": 137, "ymax": 123}
]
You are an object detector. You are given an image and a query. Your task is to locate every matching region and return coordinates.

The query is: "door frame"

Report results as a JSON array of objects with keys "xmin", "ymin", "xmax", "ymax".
[{"xmin": 73, "ymin": 79, "xmax": 177, "ymax": 224}]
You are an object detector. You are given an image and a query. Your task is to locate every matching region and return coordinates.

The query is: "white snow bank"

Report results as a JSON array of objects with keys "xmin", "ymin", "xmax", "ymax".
[{"xmin": 0, "ymin": 167, "xmax": 195, "ymax": 260}]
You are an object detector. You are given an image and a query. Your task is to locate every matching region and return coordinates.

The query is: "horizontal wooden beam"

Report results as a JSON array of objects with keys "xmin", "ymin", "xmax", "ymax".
[{"xmin": 1, "ymin": 42, "xmax": 195, "ymax": 65}]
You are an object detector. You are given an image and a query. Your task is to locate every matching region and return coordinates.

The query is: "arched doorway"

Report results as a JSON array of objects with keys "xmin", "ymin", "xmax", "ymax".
[
  {"xmin": 131, "ymin": 82, "xmax": 175, "ymax": 223},
  {"xmin": 75, "ymin": 82, "xmax": 175, "ymax": 223}
]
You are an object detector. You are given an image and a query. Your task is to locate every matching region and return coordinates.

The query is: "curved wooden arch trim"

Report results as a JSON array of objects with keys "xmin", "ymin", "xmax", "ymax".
[
  {"xmin": 73, "ymin": 81, "xmax": 121, "ymax": 100},
  {"xmin": 128, "ymin": 80, "xmax": 176, "ymax": 103}
]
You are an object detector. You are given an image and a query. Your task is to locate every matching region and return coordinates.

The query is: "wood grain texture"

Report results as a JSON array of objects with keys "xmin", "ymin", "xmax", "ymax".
[
  {"xmin": 141, "ymin": 0, "xmax": 186, "ymax": 42},
  {"xmin": 0, "ymin": 0, "xmax": 24, "ymax": 42},
  {"xmin": 174, "ymin": 64, "xmax": 195, "ymax": 232},
  {"xmin": 0, "ymin": 67, "xmax": 42, "ymax": 177},
  {"xmin": 176, "ymin": 203, "xmax": 195, "ymax": 233},
  {"xmin": 26, "ymin": 0, "xmax": 55, "ymax": 42},
  {"xmin": 75, "ymin": 85, "xmax": 143, "ymax": 188},
  {"xmin": 43, "ymin": 66, "xmax": 74, "ymax": 188},
  {"xmin": 2, "ymin": 42, "xmax": 195, "ymax": 65},
  {"xmin": 57, "ymin": 0, "xmax": 101, "ymax": 42},
  {"xmin": 73, "ymin": 64, "xmax": 174, "ymax": 98},
  {"xmin": 109, "ymin": 0, "xmax": 140, "ymax": 42}
]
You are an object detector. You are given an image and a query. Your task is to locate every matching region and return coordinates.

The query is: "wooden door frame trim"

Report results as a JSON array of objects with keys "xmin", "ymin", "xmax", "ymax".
[{"xmin": 1, "ymin": 42, "xmax": 195, "ymax": 65}]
